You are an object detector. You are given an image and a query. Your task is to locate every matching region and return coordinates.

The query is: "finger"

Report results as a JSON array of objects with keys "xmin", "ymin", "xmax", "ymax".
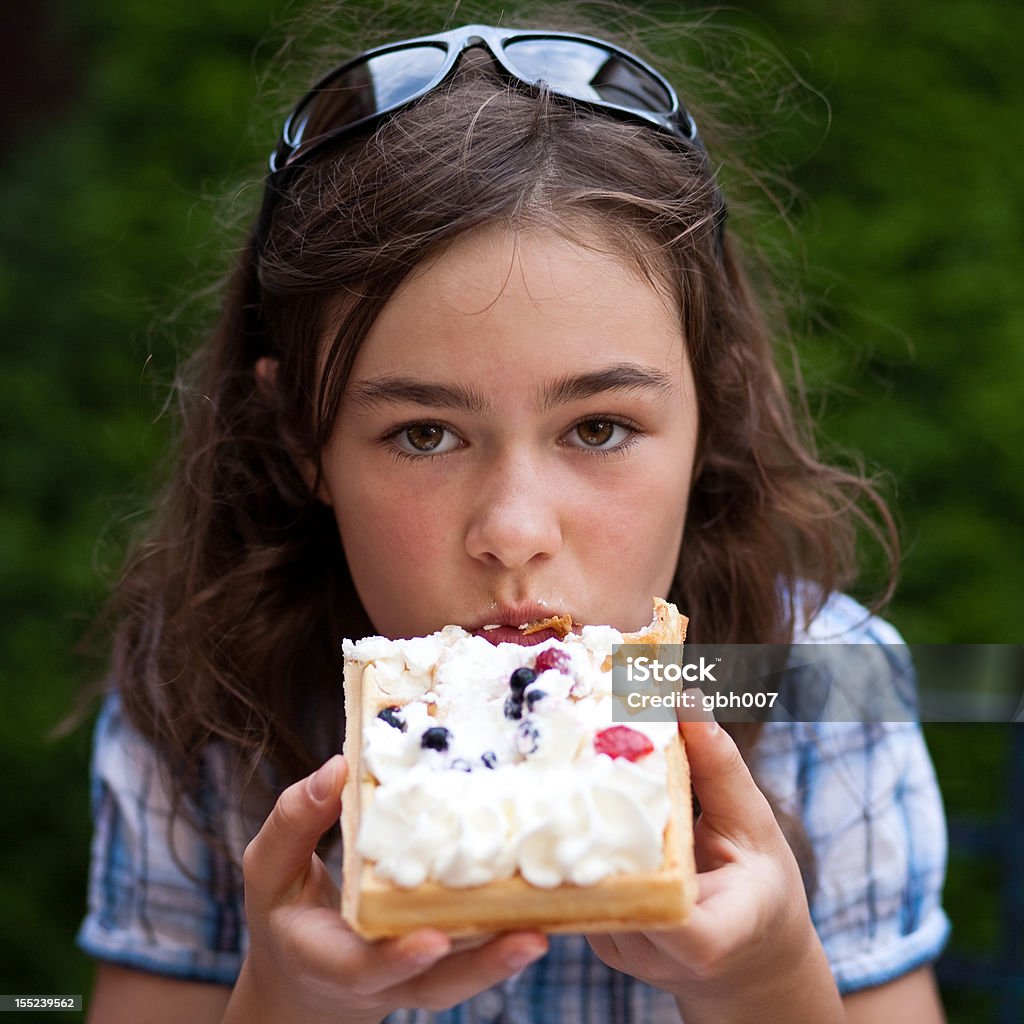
[
  {"xmin": 647, "ymin": 864, "xmax": 763, "ymax": 965},
  {"xmin": 591, "ymin": 927, "xmax": 719, "ymax": 991},
  {"xmin": 588, "ymin": 867, "xmax": 763, "ymax": 978},
  {"xmin": 675, "ymin": 686, "xmax": 716, "ymax": 724},
  {"xmin": 284, "ymin": 926, "xmax": 453, "ymax": 995},
  {"xmin": 677, "ymin": 720, "xmax": 775, "ymax": 843},
  {"xmin": 586, "ymin": 931, "xmax": 658, "ymax": 974},
  {"xmin": 397, "ymin": 932, "xmax": 548, "ymax": 1008},
  {"xmin": 587, "ymin": 872, "xmax": 749, "ymax": 976},
  {"xmin": 324, "ymin": 929, "xmax": 545, "ymax": 1001},
  {"xmin": 586, "ymin": 932, "xmax": 618, "ymax": 967},
  {"xmin": 243, "ymin": 754, "xmax": 347, "ymax": 910}
]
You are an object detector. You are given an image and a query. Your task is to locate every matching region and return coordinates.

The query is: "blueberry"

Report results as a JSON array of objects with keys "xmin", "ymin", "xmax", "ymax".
[
  {"xmin": 481, "ymin": 751, "xmax": 498, "ymax": 769},
  {"xmin": 525, "ymin": 689, "xmax": 547, "ymax": 710},
  {"xmin": 516, "ymin": 720, "xmax": 540, "ymax": 756},
  {"xmin": 376, "ymin": 706, "xmax": 406, "ymax": 732},
  {"xmin": 509, "ymin": 667, "xmax": 538, "ymax": 697},
  {"xmin": 450, "ymin": 758, "xmax": 473, "ymax": 772},
  {"xmin": 420, "ymin": 726, "xmax": 451, "ymax": 751},
  {"xmin": 504, "ymin": 695, "xmax": 524, "ymax": 720}
]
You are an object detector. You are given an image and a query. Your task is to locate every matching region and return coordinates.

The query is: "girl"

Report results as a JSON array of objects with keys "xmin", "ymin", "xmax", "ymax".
[{"xmin": 79, "ymin": 13, "xmax": 950, "ymax": 1023}]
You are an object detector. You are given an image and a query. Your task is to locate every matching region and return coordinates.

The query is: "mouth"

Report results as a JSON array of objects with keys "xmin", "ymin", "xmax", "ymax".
[
  {"xmin": 468, "ymin": 603, "xmax": 574, "ymax": 646},
  {"xmin": 473, "ymin": 625, "xmax": 561, "ymax": 646}
]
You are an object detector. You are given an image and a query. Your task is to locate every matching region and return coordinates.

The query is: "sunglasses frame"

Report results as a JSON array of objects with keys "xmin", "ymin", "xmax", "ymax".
[{"xmin": 269, "ymin": 24, "xmax": 700, "ymax": 176}]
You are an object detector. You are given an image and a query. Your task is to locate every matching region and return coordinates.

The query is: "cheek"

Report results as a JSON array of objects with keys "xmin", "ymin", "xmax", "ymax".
[
  {"xmin": 330, "ymin": 464, "xmax": 457, "ymax": 594},
  {"xmin": 339, "ymin": 480, "xmax": 443, "ymax": 556},
  {"xmin": 588, "ymin": 444, "xmax": 692, "ymax": 584},
  {"xmin": 599, "ymin": 474, "xmax": 688, "ymax": 559}
]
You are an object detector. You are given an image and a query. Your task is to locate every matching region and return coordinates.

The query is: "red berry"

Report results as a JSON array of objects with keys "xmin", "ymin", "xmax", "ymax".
[
  {"xmin": 534, "ymin": 648, "xmax": 571, "ymax": 674},
  {"xmin": 594, "ymin": 726, "xmax": 654, "ymax": 762}
]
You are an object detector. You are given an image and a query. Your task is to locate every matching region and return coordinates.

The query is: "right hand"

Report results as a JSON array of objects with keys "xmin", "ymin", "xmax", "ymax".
[{"xmin": 224, "ymin": 755, "xmax": 548, "ymax": 1024}]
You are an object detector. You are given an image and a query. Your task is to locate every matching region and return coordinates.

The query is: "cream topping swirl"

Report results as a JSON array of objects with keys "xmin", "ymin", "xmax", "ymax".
[{"xmin": 345, "ymin": 626, "xmax": 677, "ymax": 889}]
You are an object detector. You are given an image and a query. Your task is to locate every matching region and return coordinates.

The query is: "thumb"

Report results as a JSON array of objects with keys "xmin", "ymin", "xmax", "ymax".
[
  {"xmin": 677, "ymin": 719, "xmax": 775, "ymax": 845},
  {"xmin": 242, "ymin": 753, "xmax": 347, "ymax": 909}
]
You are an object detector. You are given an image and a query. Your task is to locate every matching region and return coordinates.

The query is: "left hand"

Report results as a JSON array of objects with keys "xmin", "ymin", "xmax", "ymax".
[{"xmin": 586, "ymin": 719, "xmax": 843, "ymax": 1023}]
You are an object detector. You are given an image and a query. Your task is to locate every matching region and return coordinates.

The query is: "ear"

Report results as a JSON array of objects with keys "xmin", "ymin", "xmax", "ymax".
[{"xmin": 254, "ymin": 357, "xmax": 334, "ymax": 507}]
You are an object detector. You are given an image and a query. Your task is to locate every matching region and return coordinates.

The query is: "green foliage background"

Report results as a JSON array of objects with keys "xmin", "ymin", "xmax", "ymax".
[{"xmin": 1, "ymin": 0, "xmax": 1020, "ymax": 1019}]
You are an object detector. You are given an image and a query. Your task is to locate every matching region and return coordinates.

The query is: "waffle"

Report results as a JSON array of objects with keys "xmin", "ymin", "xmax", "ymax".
[{"xmin": 340, "ymin": 599, "xmax": 696, "ymax": 938}]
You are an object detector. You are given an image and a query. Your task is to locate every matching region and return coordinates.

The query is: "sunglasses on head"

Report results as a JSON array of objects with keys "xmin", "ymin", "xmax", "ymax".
[
  {"xmin": 272, "ymin": 24, "xmax": 701, "ymax": 170},
  {"xmin": 254, "ymin": 24, "xmax": 717, "ymax": 247}
]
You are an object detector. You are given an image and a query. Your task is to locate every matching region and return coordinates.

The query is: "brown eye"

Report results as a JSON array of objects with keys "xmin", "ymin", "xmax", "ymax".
[
  {"xmin": 391, "ymin": 423, "xmax": 461, "ymax": 457},
  {"xmin": 575, "ymin": 420, "xmax": 616, "ymax": 446},
  {"xmin": 405, "ymin": 424, "xmax": 445, "ymax": 451},
  {"xmin": 564, "ymin": 419, "xmax": 635, "ymax": 452}
]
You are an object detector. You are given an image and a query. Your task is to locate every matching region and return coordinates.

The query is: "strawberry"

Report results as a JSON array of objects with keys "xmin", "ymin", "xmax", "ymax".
[
  {"xmin": 594, "ymin": 725, "xmax": 654, "ymax": 762},
  {"xmin": 534, "ymin": 648, "xmax": 571, "ymax": 675}
]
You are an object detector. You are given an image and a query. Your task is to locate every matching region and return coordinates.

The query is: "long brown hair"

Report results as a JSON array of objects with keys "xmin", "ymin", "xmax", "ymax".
[{"xmin": 102, "ymin": 12, "xmax": 897, "ymax": 869}]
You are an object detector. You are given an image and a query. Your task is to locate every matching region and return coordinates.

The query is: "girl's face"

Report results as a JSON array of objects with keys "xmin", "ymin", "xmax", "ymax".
[{"xmin": 320, "ymin": 226, "xmax": 699, "ymax": 641}]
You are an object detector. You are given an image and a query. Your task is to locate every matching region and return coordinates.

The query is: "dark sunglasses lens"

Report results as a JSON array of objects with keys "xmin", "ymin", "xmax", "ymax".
[
  {"xmin": 288, "ymin": 44, "xmax": 448, "ymax": 151},
  {"xmin": 503, "ymin": 38, "xmax": 673, "ymax": 113}
]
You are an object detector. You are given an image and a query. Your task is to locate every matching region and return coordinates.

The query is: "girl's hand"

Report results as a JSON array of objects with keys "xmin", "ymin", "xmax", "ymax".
[
  {"xmin": 586, "ymin": 719, "xmax": 844, "ymax": 1024},
  {"xmin": 225, "ymin": 755, "xmax": 548, "ymax": 1024}
]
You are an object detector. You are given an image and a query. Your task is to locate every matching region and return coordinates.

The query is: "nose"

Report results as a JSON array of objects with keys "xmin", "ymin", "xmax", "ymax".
[{"xmin": 464, "ymin": 452, "xmax": 563, "ymax": 569}]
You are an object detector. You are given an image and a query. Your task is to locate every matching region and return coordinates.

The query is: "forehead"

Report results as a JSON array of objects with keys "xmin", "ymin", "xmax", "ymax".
[{"xmin": 348, "ymin": 225, "xmax": 685, "ymax": 381}]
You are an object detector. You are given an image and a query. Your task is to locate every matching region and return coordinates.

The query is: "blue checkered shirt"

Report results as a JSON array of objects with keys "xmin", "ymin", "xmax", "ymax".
[{"xmin": 78, "ymin": 592, "xmax": 950, "ymax": 1020}]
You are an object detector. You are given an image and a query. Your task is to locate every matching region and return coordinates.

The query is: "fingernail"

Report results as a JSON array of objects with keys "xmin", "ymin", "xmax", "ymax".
[
  {"xmin": 506, "ymin": 943, "xmax": 546, "ymax": 970},
  {"xmin": 412, "ymin": 945, "xmax": 447, "ymax": 966},
  {"xmin": 400, "ymin": 938, "xmax": 448, "ymax": 965},
  {"xmin": 309, "ymin": 756, "xmax": 337, "ymax": 802}
]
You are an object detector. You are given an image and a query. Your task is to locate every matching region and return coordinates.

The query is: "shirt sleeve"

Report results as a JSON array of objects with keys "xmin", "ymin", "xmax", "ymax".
[
  {"xmin": 755, "ymin": 595, "xmax": 951, "ymax": 994},
  {"xmin": 786, "ymin": 719, "xmax": 949, "ymax": 994},
  {"xmin": 77, "ymin": 691, "xmax": 246, "ymax": 984}
]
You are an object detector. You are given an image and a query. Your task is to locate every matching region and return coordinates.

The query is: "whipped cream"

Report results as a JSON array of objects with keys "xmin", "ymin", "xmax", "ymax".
[{"xmin": 344, "ymin": 627, "xmax": 678, "ymax": 890}]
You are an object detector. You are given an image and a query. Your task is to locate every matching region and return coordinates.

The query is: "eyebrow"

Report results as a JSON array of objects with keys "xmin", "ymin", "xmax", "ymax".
[
  {"xmin": 539, "ymin": 363, "xmax": 676, "ymax": 411},
  {"xmin": 346, "ymin": 363, "xmax": 675, "ymax": 414},
  {"xmin": 346, "ymin": 378, "xmax": 490, "ymax": 414}
]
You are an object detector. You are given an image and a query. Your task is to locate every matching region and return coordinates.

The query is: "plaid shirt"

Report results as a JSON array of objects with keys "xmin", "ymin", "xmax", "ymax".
[{"xmin": 78, "ymin": 592, "xmax": 950, "ymax": 1020}]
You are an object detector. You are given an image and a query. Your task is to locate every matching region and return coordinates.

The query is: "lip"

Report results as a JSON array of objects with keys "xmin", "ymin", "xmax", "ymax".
[
  {"xmin": 468, "ymin": 603, "xmax": 573, "ymax": 646},
  {"xmin": 474, "ymin": 625, "xmax": 561, "ymax": 647}
]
